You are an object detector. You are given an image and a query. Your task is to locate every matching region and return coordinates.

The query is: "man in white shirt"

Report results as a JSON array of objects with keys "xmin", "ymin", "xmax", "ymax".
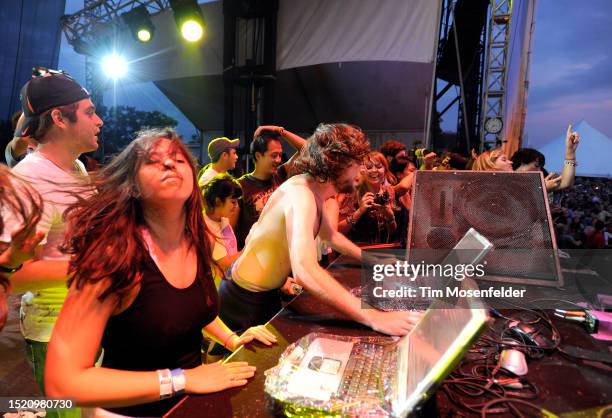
[
  {"xmin": 197, "ymin": 136, "xmax": 240, "ymax": 187},
  {"xmin": 2, "ymin": 71, "xmax": 102, "ymax": 417}
]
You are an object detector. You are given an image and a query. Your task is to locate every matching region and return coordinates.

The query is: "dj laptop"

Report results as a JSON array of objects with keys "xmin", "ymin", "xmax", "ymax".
[{"xmin": 266, "ymin": 229, "xmax": 492, "ymax": 417}]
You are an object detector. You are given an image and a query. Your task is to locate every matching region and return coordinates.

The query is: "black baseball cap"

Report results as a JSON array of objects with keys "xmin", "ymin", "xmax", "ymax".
[{"xmin": 14, "ymin": 72, "xmax": 90, "ymax": 137}]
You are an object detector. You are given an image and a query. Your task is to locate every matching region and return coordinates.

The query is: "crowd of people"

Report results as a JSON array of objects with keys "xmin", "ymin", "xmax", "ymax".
[
  {"xmin": 551, "ymin": 178, "xmax": 611, "ymax": 249},
  {"xmin": 0, "ymin": 69, "xmax": 602, "ymax": 417},
  {"xmin": 0, "ymin": 71, "xmax": 421, "ymax": 417}
]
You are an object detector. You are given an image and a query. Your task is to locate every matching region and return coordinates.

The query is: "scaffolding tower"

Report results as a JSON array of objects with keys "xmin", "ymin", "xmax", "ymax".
[
  {"xmin": 432, "ymin": 0, "xmax": 489, "ymax": 154},
  {"xmin": 480, "ymin": 0, "xmax": 513, "ymax": 151}
]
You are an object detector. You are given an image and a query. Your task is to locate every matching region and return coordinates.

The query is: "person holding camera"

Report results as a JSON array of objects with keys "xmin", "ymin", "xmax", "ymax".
[{"xmin": 337, "ymin": 152, "xmax": 400, "ymax": 244}]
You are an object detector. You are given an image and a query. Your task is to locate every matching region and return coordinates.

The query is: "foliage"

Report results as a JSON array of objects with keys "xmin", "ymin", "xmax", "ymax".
[{"xmin": 98, "ymin": 105, "xmax": 178, "ymax": 155}]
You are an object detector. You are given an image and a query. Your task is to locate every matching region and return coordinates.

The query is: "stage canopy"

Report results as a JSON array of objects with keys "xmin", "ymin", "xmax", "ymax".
[
  {"xmin": 108, "ymin": 0, "xmax": 441, "ymax": 140},
  {"xmin": 538, "ymin": 121, "xmax": 612, "ymax": 178}
]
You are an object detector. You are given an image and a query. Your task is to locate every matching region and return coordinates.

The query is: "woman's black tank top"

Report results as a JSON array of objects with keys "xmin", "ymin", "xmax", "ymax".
[{"xmin": 101, "ymin": 251, "xmax": 218, "ymax": 417}]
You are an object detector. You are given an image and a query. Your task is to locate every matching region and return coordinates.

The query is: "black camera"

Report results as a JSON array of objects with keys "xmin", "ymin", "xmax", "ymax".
[{"xmin": 373, "ymin": 191, "xmax": 390, "ymax": 205}]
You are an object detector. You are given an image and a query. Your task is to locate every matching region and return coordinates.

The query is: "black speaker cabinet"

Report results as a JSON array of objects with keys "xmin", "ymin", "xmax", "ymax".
[{"xmin": 407, "ymin": 171, "xmax": 563, "ymax": 287}]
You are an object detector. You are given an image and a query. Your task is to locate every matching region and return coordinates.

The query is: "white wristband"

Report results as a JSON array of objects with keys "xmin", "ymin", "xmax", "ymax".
[
  {"xmin": 158, "ymin": 369, "xmax": 173, "ymax": 399},
  {"xmin": 171, "ymin": 368, "xmax": 186, "ymax": 396}
]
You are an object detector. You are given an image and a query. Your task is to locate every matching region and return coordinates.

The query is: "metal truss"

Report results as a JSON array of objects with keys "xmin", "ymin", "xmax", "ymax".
[
  {"xmin": 431, "ymin": 0, "xmax": 487, "ymax": 153},
  {"xmin": 480, "ymin": 0, "xmax": 513, "ymax": 151},
  {"xmin": 61, "ymin": 1, "xmax": 172, "ymax": 105},
  {"xmin": 61, "ymin": 0, "xmax": 170, "ymax": 49}
]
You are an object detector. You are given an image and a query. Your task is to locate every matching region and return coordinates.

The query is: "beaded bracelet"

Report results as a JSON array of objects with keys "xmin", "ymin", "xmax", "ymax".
[
  {"xmin": 564, "ymin": 159, "xmax": 577, "ymax": 167},
  {"xmin": 346, "ymin": 214, "xmax": 355, "ymax": 226}
]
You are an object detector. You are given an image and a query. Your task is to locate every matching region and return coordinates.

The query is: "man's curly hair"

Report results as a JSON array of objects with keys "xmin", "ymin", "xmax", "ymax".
[{"xmin": 292, "ymin": 123, "xmax": 370, "ymax": 182}]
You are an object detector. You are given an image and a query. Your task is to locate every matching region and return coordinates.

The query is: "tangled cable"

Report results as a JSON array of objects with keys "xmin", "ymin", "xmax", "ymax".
[{"xmin": 441, "ymin": 308, "xmax": 563, "ymax": 417}]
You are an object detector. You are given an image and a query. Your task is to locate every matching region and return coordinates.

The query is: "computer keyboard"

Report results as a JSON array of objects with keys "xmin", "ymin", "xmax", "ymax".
[{"xmin": 339, "ymin": 343, "xmax": 385, "ymax": 397}]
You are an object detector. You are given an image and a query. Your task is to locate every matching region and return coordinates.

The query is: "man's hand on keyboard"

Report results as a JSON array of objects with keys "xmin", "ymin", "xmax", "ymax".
[{"xmin": 365, "ymin": 309, "xmax": 424, "ymax": 336}]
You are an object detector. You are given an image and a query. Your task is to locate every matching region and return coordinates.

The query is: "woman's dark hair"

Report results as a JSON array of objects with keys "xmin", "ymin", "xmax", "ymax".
[
  {"xmin": 62, "ymin": 127, "xmax": 213, "ymax": 301},
  {"xmin": 511, "ymin": 148, "xmax": 545, "ymax": 171},
  {"xmin": 202, "ymin": 173, "xmax": 242, "ymax": 209},
  {"xmin": 0, "ymin": 165, "xmax": 44, "ymax": 290},
  {"xmin": 292, "ymin": 123, "xmax": 370, "ymax": 183}
]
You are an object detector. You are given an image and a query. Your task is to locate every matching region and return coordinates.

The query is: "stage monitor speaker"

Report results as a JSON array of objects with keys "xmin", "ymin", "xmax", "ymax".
[{"xmin": 407, "ymin": 171, "xmax": 563, "ymax": 287}]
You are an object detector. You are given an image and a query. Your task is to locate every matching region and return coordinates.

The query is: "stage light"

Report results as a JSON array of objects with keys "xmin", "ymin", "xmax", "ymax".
[
  {"xmin": 181, "ymin": 19, "xmax": 203, "ymax": 42},
  {"xmin": 137, "ymin": 29, "xmax": 152, "ymax": 42},
  {"xmin": 122, "ymin": 5, "xmax": 155, "ymax": 43},
  {"xmin": 170, "ymin": 0, "xmax": 205, "ymax": 43},
  {"xmin": 101, "ymin": 54, "xmax": 128, "ymax": 79}
]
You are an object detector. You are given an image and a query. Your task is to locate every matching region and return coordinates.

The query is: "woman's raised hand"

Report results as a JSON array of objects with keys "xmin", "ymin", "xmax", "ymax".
[{"xmin": 565, "ymin": 124, "xmax": 580, "ymax": 158}]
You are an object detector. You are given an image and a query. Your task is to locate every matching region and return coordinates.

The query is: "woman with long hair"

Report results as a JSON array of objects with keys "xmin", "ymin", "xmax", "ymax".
[
  {"xmin": 472, "ymin": 148, "xmax": 565, "ymax": 191},
  {"xmin": 0, "ymin": 165, "xmax": 45, "ymax": 331},
  {"xmin": 472, "ymin": 124, "xmax": 580, "ymax": 192},
  {"xmin": 45, "ymin": 128, "xmax": 276, "ymax": 417},
  {"xmin": 337, "ymin": 152, "xmax": 401, "ymax": 243},
  {"xmin": 471, "ymin": 148, "xmax": 514, "ymax": 172}
]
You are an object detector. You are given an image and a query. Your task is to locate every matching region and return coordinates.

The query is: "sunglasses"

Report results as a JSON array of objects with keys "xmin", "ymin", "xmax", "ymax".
[{"xmin": 31, "ymin": 67, "xmax": 69, "ymax": 78}]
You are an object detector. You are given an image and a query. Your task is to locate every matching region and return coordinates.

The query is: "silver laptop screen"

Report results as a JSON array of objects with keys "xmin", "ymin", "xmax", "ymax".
[
  {"xmin": 396, "ymin": 229, "xmax": 491, "ymax": 415},
  {"xmin": 404, "ymin": 307, "xmax": 477, "ymax": 393}
]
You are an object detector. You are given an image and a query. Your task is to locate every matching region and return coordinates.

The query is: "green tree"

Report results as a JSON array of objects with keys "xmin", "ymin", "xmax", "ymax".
[{"xmin": 98, "ymin": 105, "xmax": 178, "ymax": 155}]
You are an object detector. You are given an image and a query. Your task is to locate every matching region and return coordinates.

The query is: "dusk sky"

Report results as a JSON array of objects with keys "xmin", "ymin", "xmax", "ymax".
[
  {"xmin": 524, "ymin": 0, "xmax": 612, "ymax": 147},
  {"xmin": 59, "ymin": 0, "xmax": 612, "ymax": 148}
]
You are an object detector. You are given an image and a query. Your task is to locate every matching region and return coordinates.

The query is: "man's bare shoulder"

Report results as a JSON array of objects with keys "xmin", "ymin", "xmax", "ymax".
[{"xmin": 280, "ymin": 176, "xmax": 317, "ymax": 202}]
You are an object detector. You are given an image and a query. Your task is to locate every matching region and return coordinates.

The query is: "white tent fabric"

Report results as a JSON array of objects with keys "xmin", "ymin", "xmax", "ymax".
[
  {"xmin": 277, "ymin": 0, "xmax": 440, "ymax": 70},
  {"xmin": 537, "ymin": 121, "xmax": 612, "ymax": 178}
]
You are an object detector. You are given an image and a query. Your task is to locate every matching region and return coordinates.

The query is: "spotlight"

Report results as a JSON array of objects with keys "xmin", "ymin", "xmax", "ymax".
[
  {"xmin": 101, "ymin": 54, "xmax": 128, "ymax": 79},
  {"xmin": 170, "ymin": 0, "xmax": 205, "ymax": 42},
  {"xmin": 137, "ymin": 29, "xmax": 152, "ymax": 42},
  {"xmin": 181, "ymin": 19, "xmax": 203, "ymax": 42},
  {"xmin": 122, "ymin": 5, "xmax": 155, "ymax": 43}
]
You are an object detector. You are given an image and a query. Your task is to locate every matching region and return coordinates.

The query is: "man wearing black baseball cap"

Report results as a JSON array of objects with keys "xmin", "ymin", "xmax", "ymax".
[{"xmin": 3, "ymin": 70, "xmax": 102, "ymax": 416}]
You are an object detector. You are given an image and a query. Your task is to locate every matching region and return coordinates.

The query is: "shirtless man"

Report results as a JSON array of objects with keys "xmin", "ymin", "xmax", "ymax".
[{"xmin": 218, "ymin": 123, "xmax": 422, "ymax": 336}]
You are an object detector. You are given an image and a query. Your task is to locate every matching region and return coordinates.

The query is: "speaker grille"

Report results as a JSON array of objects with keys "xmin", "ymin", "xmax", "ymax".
[{"xmin": 407, "ymin": 171, "xmax": 562, "ymax": 286}]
